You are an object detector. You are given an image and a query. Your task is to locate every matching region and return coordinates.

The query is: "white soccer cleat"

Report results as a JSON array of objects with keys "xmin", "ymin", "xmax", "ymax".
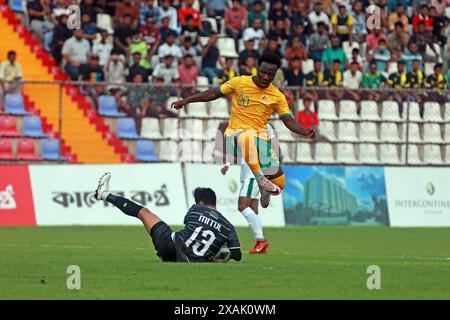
[{"xmin": 95, "ymin": 172, "xmax": 111, "ymax": 201}]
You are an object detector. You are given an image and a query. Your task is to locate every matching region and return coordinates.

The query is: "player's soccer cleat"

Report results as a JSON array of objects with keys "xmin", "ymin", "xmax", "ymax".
[
  {"xmin": 95, "ymin": 172, "xmax": 111, "ymax": 201},
  {"xmin": 249, "ymin": 240, "xmax": 269, "ymax": 254},
  {"xmin": 255, "ymin": 174, "xmax": 281, "ymax": 195},
  {"xmin": 260, "ymin": 189, "xmax": 270, "ymax": 208}
]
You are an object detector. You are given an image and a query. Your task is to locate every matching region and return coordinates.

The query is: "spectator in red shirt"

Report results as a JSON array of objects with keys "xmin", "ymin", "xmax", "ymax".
[
  {"xmin": 285, "ymin": 36, "xmax": 308, "ymax": 62},
  {"xmin": 115, "ymin": 0, "xmax": 139, "ymax": 28},
  {"xmin": 225, "ymin": 0, "xmax": 248, "ymax": 42},
  {"xmin": 178, "ymin": 54, "xmax": 199, "ymax": 98},
  {"xmin": 140, "ymin": 15, "xmax": 161, "ymax": 56},
  {"xmin": 295, "ymin": 95, "xmax": 318, "ymax": 129},
  {"xmin": 178, "ymin": 0, "xmax": 201, "ymax": 28},
  {"xmin": 366, "ymin": 29, "xmax": 388, "ymax": 53},
  {"xmin": 412, "ymin": 4, "xmax": 434, "ymax": 33}
]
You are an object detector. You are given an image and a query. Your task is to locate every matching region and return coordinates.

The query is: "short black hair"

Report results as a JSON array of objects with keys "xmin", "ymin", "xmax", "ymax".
[
  {"xmin": 395, "ymin": 21, "xmax": 404, "ymax": 28},
  {"xmin": 7, "ymin": 50, "xmax": 16, "ymax": 56},
  {"xmin": 333, "ymin": 59, "xmax": 341, "ymax": 64},
  {"xmin": 434, "ymin": 63, "xmax": 443, "ymax": 69},
  {"xmin": 258, "ymin": 52, "xmax": 281, "ymax": 69},
  {"xmin": 193, "ymin": 188, "xmax": 217, "ymax": 206}
]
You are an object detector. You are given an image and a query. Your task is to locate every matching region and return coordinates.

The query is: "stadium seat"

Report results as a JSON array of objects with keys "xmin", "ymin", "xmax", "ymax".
[
  {"xmin": 205, "ymin": 119, "xmax": 221, "ymax": 140},
  {"xmin": 339, "ymin": 100, "xmax": 359, "ymax": 120},
  {"xmin": 301, "ymin": 59, "xmax": 314, "ymax": 75},
  {"xmin": 116, "ymin": 118, "xmax": 140, "ymax": 139},
  {"xmin": 336, "ymin": 143, "xmax": 358, "ymax": 164},
  {"xmin": 197, "ymin": 76, "xmax": 209, "ymax": 88},
  {"xmin": 211, "ymin": 98, "xmax": 229, "ymax": 118},
  {"xmin": 202, "ymin": 141, "xmax": 216, "ymax": 163},
  {"xmin": 314, "ymin": 143, "xmax": 334, "ymax": 163},
  {"xmin": 98, "ymin": 95, "xmax": 123, "ymax": 117},
  {"xmin": 277, "ymin": 142, "xmax": 293, "ymax": 164},
  {"xmin": 5, "ymin": 93, "xmax": 27, "ymax": 115},
  {"xmin": 423, "ymin": 144, "xmax": 443, "ymax": 164},
  {"xmin": 201, "ymin": 16, "xmax": 218, "ymax": 33},
  {"xmin": 272, "ymin": 120, "xmax": 295, "ymax": 141},
  {"xmin": 338, "ymin": 121, "xmax": 358, "ymax": 142},
  {"xmin": 162, "ymin": 118, "xmax": 179, "ymax": 139},
  {"xmin": 135, "ymin": 140, "xmax": 158, "ymax": 162},
  {"xmin": 217, "ymin": 37, "xmax": 238, "ymax": 58},
  {"xmin": 183, "ymin": 119, "xmax": 204, "ymax": 139},
  {"xmin": 11, "ymin": 0, "xmax": 25, "ymax": 12},
  {"xmin": 41, "ymin": 139, "xmax": 62, "ymax": 161},
  {"xmin": 296, "ymin": 142, "xmax": 313, "ymax": 162},
  {"xmin": 359, "ymin": 144, "xmax": 379, "ymax": 164},
  {"xmin": 387, "ymin": 62, "xmax": 398, "ymax": 75},
  {"xmin": 425, "ymin": 43, "xmax": 441, "ymax": 62},
  {"xmin": 359, "ymin": 122, "xmax": 378, "ymax": 142},
  {"xmin": 318, "ymin": 100, "xmax": 337, "ymax": 120},
  {"xmin": 424, "ymin": 62, "xmax": 435, "ymax": 76},
  {"xmin": 423, "ymin": 102, "xmax": 443, "ymax": 122},
  {"xmin": 445, "ymin": 103, "xmax": 450, "ymax": 122},
  {"xmin": 407, "ymin": 101, "xmax": 422, "ymax": 122},
  {"xmin": 22, "ymin": 116, "xmax": 46, "ymax": 138},
  {"xmin": 407, "ymin": 123, "xmax": 422, "ymax": 143},
  {"xmin": 406, "ymin": 144, "xmax": 422, "ymax": 165},
  {"xmin": 179, "ymin": 140, "xmax": 203, "ymax": 162},
  {"xmin": 380, "ymin": 144, "xmax": 401, "ymax": 165},
  {"xmin": 141, "ymin": 118, "xmax": 162, "ymax": 139},
  {"xmin": 0, "ymin": 116, "xmax": 20, "ymax": 137},
  {"xmin": 16, "ymin": 139, "xmax": 40, "ymax": 160},
  {"xmin": 381, "ymin": 101, "xmax": 402, "ymax": 121},
  {"xmin": 159, "ymin": 141, "xmax": 179, "ymax": 161},
  {"xmin": 343, "ymin": 41, "xmax": 359, "ymax": 60},
  {"xmin": 445, "ymin": 124, "xmax": 450, "ymax": 142},
  {"xmin": 187, "ymin": 102, "xmax": 208, "ymax": 118},
  {"xmin": 298, "ymin": 99, "xmax": 316, "ymax": 112},
  {"xmin": 0, "ymin": 139, "xmax": 14, "ymax": 160},
  {"xmin": 423, "ymin": 123, "xmax": 443, "ymax": 143},
  {"xmin": 445, "ymin": 145, "xmax": 450, "ymax": 164},
  {"xmin": 360, "ymin": 101, "xmax": 379, "ymax": 121},
  {"xmin": 96, "ymin": 13, "xmax": 114, "ymax": 34},
  {"xmin": 318, "ymin": 121, "xmax": 336, "ymax": 141},
  {"xmin": 380, "ymin": 123, "xmax": 401, "ymax": 142}
]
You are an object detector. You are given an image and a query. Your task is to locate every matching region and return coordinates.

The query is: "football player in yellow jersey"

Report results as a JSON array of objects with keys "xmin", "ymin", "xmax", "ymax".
[{"xmin": 171, "ymin": 53, "xmax": 315, "ymax": 207}]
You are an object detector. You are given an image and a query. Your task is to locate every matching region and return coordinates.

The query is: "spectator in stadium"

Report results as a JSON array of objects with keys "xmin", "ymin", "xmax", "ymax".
[
  {"xmin": 308, "ymin": 21, "xmax": 329, "ymax": 61},
  {"xmin": 401, "ymin": 42, "xmax": 424, "ymax": 73},
  {"xmin": 430, "ymin": 0, "xmax": 448, "ymax": 16},
  {"xmin": 91, "ymin": 29, "xmax": 112, "ymax": 68},
  {"xmin": 204, "ymin": 0, "xmax": 227, "ymax": 25},
  {"xmin": 140, "ymin": 0, "xmax": 159, "ymax": 26},
  {"xmin": 239, "ymin": 56, "xmax": 257, "ymax": 76},
  {"xmin": 362, "ymin": 61, "xmax": 387, "ymax": 101},
  {"xmin": 322, "ymin": 36, "xmax": 348, "ymax": 72},
  {"xmin": 283, "ymin": 56, "xmax": 304, "ymax": 87},
  {"xmin": 140, "ymin": 15, "xmax": 161, "ymax": 57},
  {"xmin": 62, "ymin": 29, "xmax": 91, "ymax": 81},
  {"xmin": 290, "ymin": 2, "xmax": 312, "ymax": 36},
  {"xmin": 388, "ymin": 4, "xmax": 409, "ymax": 33},
  {"xmin": 0, "ymin": 51, "xmax": 23, "ymax": 106},
  {"xmin": 429, "ymin": 6, "xmax": 449, "ymax": 48},
  {"xmin": 351, "ymin": 1, "xmax": 367, "ymax": 44},
  {"xmin": 50, "ymin": 14, "xmax": 72, "ymax": 65},
  {"xmin": 263, "ymin": 36, "xmax": 283, "ymax": 60},
  {"xmin": 295, "ymin": 95, "xmax": 320, "ymax": 139},
  {"xmin": 180, "ymin": 14, "xmax": 201, "ymax": 44},
  {"xmin": 157, "ymin": 32, "xmax": 183, "ymax": 64},
  {"xmin": 217, "ymin": 58, "xmax": 237, "ymax": 84},
  {"xmin": 366, "ymin": 28, "xmax": 388, "ymax": 53},
  {"xmin": 144, "ymin": 77, "xmax": 177, "ymax": 118},
  {"xmin": 405, "ymin": 59, "xmax": 425, "ymax": 89},
  {"xmin": 51, "ymin": 0, "xmax": 72, "ymax": 23},
  {"xmin": 412, "ymin": 4, "xmax": 434, "ymax": 34},
  {"xmin": 288, "ymin": 21, "xmax": 308, "ymax": 46},
  {"xmin": 285, "ymin": 36, "xmax": 308, "ymax": 62},
  {"xmin": 349, "ymin": 48, "xmax": 363, "ymax": 71},
  {"xmin": 201, "ymin": 33, "xmax": 224, "ymax": 84},
  {"xmin": 81, "ymin": 13, "xmax": 98, "ymax": 45},
  {"xmin": 178, "ymin": 0, "xmax": 201, "ymax": 29},
  {"xmin": 115, "ymin": 73, "xmax": 146, "ymax": 133},
  {"xmin": 372, "ymin": 39, "xmax": 391, "ymax": 73},
  {"xmin": 331, "ymin": 3, "xmax": 353, "ymax": 44},
  {"xmin": 27, "ymin": 0, "xmax": 54, "ymax": 43},
  {"xmin": 247, "ymin": 1, "xmax": 266, "ymax": 27},
  {"xmin": 343, "ymin": 61, "xmax": 363, "ymax": 102},
  {"xmin": 225, "ymin": 0, "xmax": 248, "ymax": 45},
  {"xmin": 79, "ymin": 0, "xmax": 100, "ymax": 21},
  {"xmin": 305, "ymin": 59, "xmax": 325, "ymax": 87},
  {"xmin": 388, "ymin": 22, "xmax": 409, "ymax": 61},
  {"xmin": 425, "ymin": 62, "xmax": 447, "ymax": 102},
  {"xmin": 115, "ymin": 0, "xmax": 139, "ymax": 28},
  {"xmin": 160, "ymin": 17, "xmax": 178, "ymax": 43},
  {"xmin": 180, "ymin": 36, "xmax": 198, "ymax": 57},
  {"xmin": 152, "ymin": 55, "xmax": 180, "ymax": 85},
  {"xmin": 157, "ymin": 0, "xmax": 178, "ymax": 31},
  {"xmin": 409, "ymin": 22, "xmax": 440, "ymax": 62},
  {"xmin": 104, "ymin": 51, "xmax": 127, "ymax": 94},
  {"xmin": 113, "ymin": 14, "xmax": 136, "ymax": 56},
  {"xmin": 127, "ymin": 52, "xmax": 150, "ymax": 83},
  {"xmin": 83, "ymin": 55, "xmax": 104, "ymax": 82},
  {"xmin": 323, "ymin": 59, "xmax": 343, "ymax": 101},
  {"xmin": 129, "ymin": 33, "xmax": 151, "ymax": 70},
  {"xmin": 243, "ymin": 18, "xmax": 266, "ymax": 50},
  {"xmin": 238, "ymin": 39, "xmax": 260, "ymax": 74},
  {"xmin": 268, "ymin": 0, "xmax": 290, "ymax": 33},
  {"xmin": 178, "ymin": 54, "xmax": 199, "ymax": 98},
  {"xmin": 269, "ymin": 19, "xmax": 289, "ymax": 42},
  {"xmin": 387, "ymin": 60, "xmax": 407, "ymax": 116},
  {"xmin": 308, "ymin": 1, "xmax": 330, "ymax": 33}
]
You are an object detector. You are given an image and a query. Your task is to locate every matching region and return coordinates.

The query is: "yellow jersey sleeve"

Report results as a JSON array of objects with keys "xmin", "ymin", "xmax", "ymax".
[
  {"xmin": 275, "ymin": 91, "xmax": 291, "ymax": 119},
  {"xmin": 219, "ymin": 75, "xmax": 241, "ymax": 95}
]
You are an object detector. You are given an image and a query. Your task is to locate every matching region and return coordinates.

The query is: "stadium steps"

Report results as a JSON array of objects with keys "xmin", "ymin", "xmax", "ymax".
[{"xmin": 0, "ymin": 3, "xmax": 133, "ymax": 163}]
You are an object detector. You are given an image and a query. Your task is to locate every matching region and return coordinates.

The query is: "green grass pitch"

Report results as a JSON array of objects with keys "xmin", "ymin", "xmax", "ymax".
[{"xmin": 1, "ymin": 226, "xmax": 449, "ymax": 299}]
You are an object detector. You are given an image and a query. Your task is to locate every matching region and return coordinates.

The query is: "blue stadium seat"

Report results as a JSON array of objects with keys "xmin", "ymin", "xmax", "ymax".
[
  {"xmin": 116, "ymin": 118, "xmax": 140, "ymax": 139},
  {"xmin": 11, "ymin": 0, "xmax": 24, "ymax": 13},
  {"xmin": 44, "ymin": 31, "xmax": 53, "ymax": 52},
  {"xmin": 22, "ymin": 116, "xmax": 46, "ymax": 138},
  {"xmin": 136, "ymin": 140, "xmax": 158, "ymax": 162},
  {"xmin": 42, "ymin": 139, "xmax": 62, "ymax": 160},
  {"xmin": 4, "ymin": 94, "xmax": 28, "ymax": 115},
  {"xmin": 98, "ymin": 95, "xmax": 123, "ymax": 117}
]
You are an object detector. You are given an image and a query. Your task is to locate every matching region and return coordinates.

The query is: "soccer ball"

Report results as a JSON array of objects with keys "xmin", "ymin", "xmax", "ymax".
[{"xmin": 212, "ymin": 244, "xmax": 231, "ymax": 263}]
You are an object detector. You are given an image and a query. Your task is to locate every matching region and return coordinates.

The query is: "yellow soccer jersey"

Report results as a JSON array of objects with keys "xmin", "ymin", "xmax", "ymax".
[{"xmin": 218, "ymin": 75, "xmax": 291, "ymax": 132}]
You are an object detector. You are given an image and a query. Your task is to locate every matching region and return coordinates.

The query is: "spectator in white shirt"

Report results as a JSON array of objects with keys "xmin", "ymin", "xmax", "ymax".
[
  {"xmin": 157, "ymin": 32, "xmax": 183, "ymax": 64},
  {"xmin": 343, "ymin": 61, "xmax": 363, "ymax": 102},
  {"xmin": 104, "ymin": 51, "xmax": 128, "ymax": 94},
  {"xmin": 152, "ymin": 55, "xmax": 180, "ymax": 85},
  {"xmin": 308, "ymin": 1, "xmax": 331, "ymax": 32},
  {"xmin": 243, "ymin": 18, "xmax": 266, "ymax": 50},
  {"xmin": 61, "ymin": 29, "xmax": 91, "ymax": 80},
  {"xmin": 157, "ymin": 0, "xmax": 179, "ymax": 31},
  {"xmin": 92, "ymin": 30, "xmax": 113, "ymax": 67}
]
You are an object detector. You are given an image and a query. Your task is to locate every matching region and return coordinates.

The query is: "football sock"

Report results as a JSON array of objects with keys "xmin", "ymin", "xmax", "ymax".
[
  {"xmin": 241, "ymin": 207, "xmax": 264, "ymax": 241},
  {"xmin": 106, "ymin": 194, "xmax": 143, "ymax": 218}
]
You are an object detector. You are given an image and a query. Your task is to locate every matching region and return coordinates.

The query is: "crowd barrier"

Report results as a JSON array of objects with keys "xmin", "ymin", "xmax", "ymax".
[{"xmin": 1, "ymin": 164, "xmax": 449, "ymax": 227}]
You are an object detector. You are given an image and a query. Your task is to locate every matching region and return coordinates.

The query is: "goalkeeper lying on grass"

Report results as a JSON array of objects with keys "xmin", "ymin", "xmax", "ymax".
[{"xmin": 94, "ymin": 173, "xmax": 242, "ymax": 263}]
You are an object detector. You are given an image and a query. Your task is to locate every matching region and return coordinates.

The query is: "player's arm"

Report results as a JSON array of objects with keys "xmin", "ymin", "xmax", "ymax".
[
  {"xmin": 281, "ymin": 115, "xmax": 316, "ymax": 138},
  {"xmin": 228, "ymin": 228, "xmax": 242, "ymax": 261},
  {"xmin": 229, "ymin": 248, "xmax": 242, "ymax": 261},
  {"xmin": 171, "ymin": 88, "xmax": 222, "ymax": 110}
]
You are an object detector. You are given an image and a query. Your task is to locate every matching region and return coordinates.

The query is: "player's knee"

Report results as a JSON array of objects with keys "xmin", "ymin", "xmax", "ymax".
[{"xmin": 238, "ymin": 204, "xmax": 249, "ymax": 212}]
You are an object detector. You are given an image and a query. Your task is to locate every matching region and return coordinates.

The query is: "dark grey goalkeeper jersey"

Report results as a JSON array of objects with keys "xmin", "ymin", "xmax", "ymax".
[{"xmin": 173, "ymin": 204, "xmax": 240, "ymax": 262}]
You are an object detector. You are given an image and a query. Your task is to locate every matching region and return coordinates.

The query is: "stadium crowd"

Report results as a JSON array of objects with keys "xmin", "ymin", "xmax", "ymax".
[{"xmin": 2, "ymin": 0, "xmax": 450, "ymax": 122}]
